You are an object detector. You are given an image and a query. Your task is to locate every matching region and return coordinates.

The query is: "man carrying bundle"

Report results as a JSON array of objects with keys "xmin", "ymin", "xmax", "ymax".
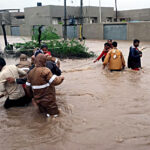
[{"xmin": 103, "ymin": 41, "xmax": 125, "ymax": 71}]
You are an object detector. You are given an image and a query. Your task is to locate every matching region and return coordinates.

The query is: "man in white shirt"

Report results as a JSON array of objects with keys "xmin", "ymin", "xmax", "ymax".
[{"xmin": 0, "ymin": 57, "xmax": 31, "ymax": 109}]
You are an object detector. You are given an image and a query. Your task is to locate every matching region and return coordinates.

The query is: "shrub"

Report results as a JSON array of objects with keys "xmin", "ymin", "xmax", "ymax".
[
  {"xmin": 12, "ymin": 26, "xmax": 94, "ymax": 58},
  {"xmin": 32, "ymin": 26, "xmax": 60, "ymax": 42},
  {"xmin": 48, "ymin": 40, "xmax": 94, "ymax": 58}
]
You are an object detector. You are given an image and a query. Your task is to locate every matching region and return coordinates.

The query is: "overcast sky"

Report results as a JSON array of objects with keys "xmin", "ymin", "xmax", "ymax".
[{"xmin": 0, "ymin": 0, "xmax": 150, "ymax": 11}]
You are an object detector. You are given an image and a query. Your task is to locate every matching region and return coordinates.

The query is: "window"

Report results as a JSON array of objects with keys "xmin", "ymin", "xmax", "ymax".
[
  {"xmin": 119, "ymin": 18, "xmax": 130, "ymax": 22},
  {"xmin": 106, "ymin": 17, "xmax": 113, "ymax": 22},
  {"xmin": 15, "ymin": 16, "xmax": 25, "ymax": 19},
  {"xmin": 52, "ymin": 17, "xmax": 61, "ymax": 25},
  {"xmin": 90, "ymin": 17, "xmax": 97, "ymax": 24}
]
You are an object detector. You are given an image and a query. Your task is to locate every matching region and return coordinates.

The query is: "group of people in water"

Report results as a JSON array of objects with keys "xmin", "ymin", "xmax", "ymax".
[
  {"xmin": 0, "ymin": 39, "xmax": 143, "ymax": 118},
  {"xmin": 0, "ymin": 45, "xmax": 64, "ymax": 118},
  {"xmin": 94, "ymin": 39, "xmax": 142, "ymax": 71}
]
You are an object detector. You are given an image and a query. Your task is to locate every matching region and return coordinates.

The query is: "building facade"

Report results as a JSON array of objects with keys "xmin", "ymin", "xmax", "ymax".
[{"xmin": 0, "ymin": 5, "xmax": 150, "ymax": 41}]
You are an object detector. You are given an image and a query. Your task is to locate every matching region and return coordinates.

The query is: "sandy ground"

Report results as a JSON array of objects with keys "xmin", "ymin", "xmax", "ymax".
[{"xmin": 0, "ymin": 36, "xmax": 150, "ymax": 150}]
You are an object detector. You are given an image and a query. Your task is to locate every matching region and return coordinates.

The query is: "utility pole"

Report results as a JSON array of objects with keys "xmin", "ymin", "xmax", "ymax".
[
  {"xmin": 64, "ymin": 0, "xmax": 67, "ymax": 40},
  {"xmin": 115, "ymin": 0, "xmax": 118, "ymax": 22},
  {"xmin": 1, "ymin": 21, "xmax": 8, "ymax": 47},
  {"xmin": 99, "ymin": 0, "xmax": 102, "ymax": 23},
  {"xmin": 38, "ymin": 25, "xmax": 42, "ymax": 47},
  {"xmin": 79, "ymin": 0, "xmax": 83, "ymax": 41}
]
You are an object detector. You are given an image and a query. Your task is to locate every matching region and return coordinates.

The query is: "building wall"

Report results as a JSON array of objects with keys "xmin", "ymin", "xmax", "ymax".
[
  {"xmin": 0, "ymin": 11, "xmax": 11, "ymax": 25},
  {"xmin": 0, "ymin": 24, "xmax": 62, "ymax": 37},
  {"xmin": 20, "ymin": 24, "xmax": 32, "ymax": 36},
  {"xmin": 83, "ymin": 7, "xmax": 114, "ymax": 23},
  {"xmin": 0, "ymin": 26, "xmax": 2, "ymax": 35},
  {"xmin": 51, "ymin": 24, "xmax": 63, "ymax": 37},
  {"xmin": 0, "ymin": 5, "xmax": 150, "ymax": 41},
  {"xmin": 24, "ymin": 5, "xmax": 80, "ymax": 26},
  {"xmin": 19, "ymin": 24, "xmax": 63, "ymax": 37},
  {"xmin": 5, "ymin": 25, "xmax": 11, "ymax": 35},
  {"xmin": 101, "ymin": 7, "xmax": 115, "ymax": 22},
  {"xmin": 0, "ymin": 26, "xmax": 11, "ymax": 35},
  {"xmin": 50, "ymin": 5, "xmax": 80, "ymax": 20},
  {"xmin": 118, "ymin": 8, "xmax": 150, "ymax": 21},
  {"xmin": 1, "ymin": 22, "xmax": 150, "ymax": 41},
  {"xmin": 11, "ymin": 12, "xmax": 25, "ymax": 25},
  {"xmin": 127, "ymin": 22, "xmax": 150, "ymax": 41},
  {"xmin": 24, "ymin": 6, "xmax": 51, "ymax": 26},
  {"xmin": 0, "ymin": 24, "xmax": 31, "ymax": 36},
  {"xmin": 11, "ymin": 18, "xmax": 25, "ymax": 25},
  {"xmin": 24, "ymin": 5, "xmax": 114, "ymax": 26},
  {"xmin": 82, "ymin": 23, "xmax": 103, "ymax": 39},
  {"xmin": 79, "ymin": 22, "xmax": 150, "ymax": 41}
]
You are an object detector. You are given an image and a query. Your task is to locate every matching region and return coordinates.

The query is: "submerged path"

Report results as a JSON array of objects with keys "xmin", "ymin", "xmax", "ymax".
[{"xmin": 0, "ymin": 36, "xmax": 150, "ymax": 150}]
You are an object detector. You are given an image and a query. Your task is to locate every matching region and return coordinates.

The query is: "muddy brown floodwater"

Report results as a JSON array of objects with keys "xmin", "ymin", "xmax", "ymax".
[{"xmin": 0, "ymin": 36, "xmax": 150, "ymax": 150}]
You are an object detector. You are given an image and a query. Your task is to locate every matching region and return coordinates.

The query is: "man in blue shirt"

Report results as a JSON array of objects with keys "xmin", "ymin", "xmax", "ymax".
[{"xmin": 128, "ymin": 39, "xmax": 142, "ymax": 71}]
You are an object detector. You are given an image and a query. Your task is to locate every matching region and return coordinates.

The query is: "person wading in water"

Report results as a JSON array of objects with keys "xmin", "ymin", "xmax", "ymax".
[
  {"xmin": 93, "ymin": 43, "xmax": 110, "ymax": 63},
  {"xmin": 103, "ymin": 41, "xmax": 125, "ymax": 71},
  {"xmin": 128, "ymin": 39, "xmax": 142, "ymax": 71},
  {"xmin": 26, "ymin": 54, "xmax": 64, "ymax": 118}
]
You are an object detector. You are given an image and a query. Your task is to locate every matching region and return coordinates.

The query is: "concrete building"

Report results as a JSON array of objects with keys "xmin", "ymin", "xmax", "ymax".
[
  {"xmin": 83, "ymin": 6, "xmax": 114, "ymax": 23},
  {"xmin": 23, "ymin": 5, "xmax": 114, "ymax": 38},
  {"xmin": 0, "ymin": 9, "xmax": 25, "ymax": 36},
  {"xmin": 118, "ymin": 8, "xmax": 150, "ymax": 22},
  {"xmin": 24, "ymin": 5, "xmax": 114, "ymax": 25},
  {"xmin": 0, "ymin": 5, "xmax": 150, "ymax": 41},
  {"xmin": 0, "ymin": 5, "xmax": 115, "ymax": 37},
  {"xmin": 83, "ymin": 22, "xmax": 150, "ymax": 41}
]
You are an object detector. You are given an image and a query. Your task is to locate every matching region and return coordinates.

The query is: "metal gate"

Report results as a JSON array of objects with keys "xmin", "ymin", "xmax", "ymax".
[
  {"xmin": 66, "ymin": 25, "xmax": 77, "ymax": 39},
  {"xmin": 104, "ymin": 24, "xmax": 127, "ymax": 40},
  {"xmin": 11, "ymin": 26, "xmax": 20, "ymax": 36}
]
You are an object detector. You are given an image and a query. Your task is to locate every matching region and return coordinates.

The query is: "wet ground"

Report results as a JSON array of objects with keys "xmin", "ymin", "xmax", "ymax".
[{"xmin": 0, "ymin": 36, "xmax": 150, "ymax": 150}]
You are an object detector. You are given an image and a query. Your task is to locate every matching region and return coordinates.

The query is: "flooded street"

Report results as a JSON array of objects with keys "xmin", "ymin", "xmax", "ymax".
[{"xmin": 0, "ymin": 36, "xmax": 150, "ymax": 150}]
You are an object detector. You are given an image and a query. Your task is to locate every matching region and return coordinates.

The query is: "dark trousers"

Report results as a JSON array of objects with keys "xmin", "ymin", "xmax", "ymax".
[
  {"xmin": 4, "ymin": 96, "xmax": 31, "ymax": 109},
  {"xmin": 110, "ymin": 69, "xmax": 122, "ymax": 72},
  {"xmin": 102, "ymin": 56, "xmax": 105, "ymax": 62},
  {"xmin": 38, "ymin": 101, "xmax": 59, "ymax": 115}
]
